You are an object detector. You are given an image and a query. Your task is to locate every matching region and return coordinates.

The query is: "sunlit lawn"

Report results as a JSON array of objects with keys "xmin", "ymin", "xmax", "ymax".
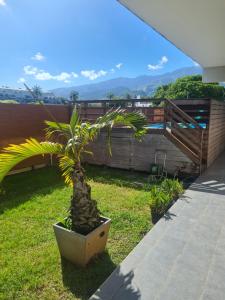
[{"xmin": 0, "ymin": 165, "xmax": 154, "ymax": 300}]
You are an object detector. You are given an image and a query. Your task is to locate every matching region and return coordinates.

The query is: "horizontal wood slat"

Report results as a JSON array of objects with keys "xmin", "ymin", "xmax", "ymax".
[
  {"xmin": 85, "ymin": 129, "xmax": 196, "ymax": 174},
  {"xmin": 0, "ymin": 103, "xmax": 70, "ymax": 170},
  {"xmin": 207, "ymin": 100, "xmax": 225, "ymax": 167}
]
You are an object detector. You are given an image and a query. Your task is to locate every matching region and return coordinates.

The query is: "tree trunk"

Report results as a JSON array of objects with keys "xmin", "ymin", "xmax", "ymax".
[{"xmin": 70, "ymin": 165, "xmax": 101, "ymax": 234}]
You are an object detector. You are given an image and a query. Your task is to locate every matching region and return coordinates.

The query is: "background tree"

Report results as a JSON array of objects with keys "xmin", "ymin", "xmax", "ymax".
[
  {"xmin": 106, "ymin": 92, "xmax": 115, "ymax": 100},
  {"xmin": 70, "ymin": 91, "xmax": 79, "ymax": 103},
  {"xmin": 32, "ymin": 85, "xmax": 43, "ymax": 102},
  {"xmin": 125, "ymin": 93, "xmax": 132, "ymax": 100},
  {"xmin": 153, "ymin": 75, "xmax": 225, "ymax": 100}
]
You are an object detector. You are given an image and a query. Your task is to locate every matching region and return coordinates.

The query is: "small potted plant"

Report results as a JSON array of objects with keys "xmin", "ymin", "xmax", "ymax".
[{"xmin": 0, "ymin": 107, "xmax": 147, "ymax": 266}]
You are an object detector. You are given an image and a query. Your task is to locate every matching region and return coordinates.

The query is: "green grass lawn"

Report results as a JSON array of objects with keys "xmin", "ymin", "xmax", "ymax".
[{"xmin": 0, "ymin": 165, "xmax": 154, "ymax": 300}]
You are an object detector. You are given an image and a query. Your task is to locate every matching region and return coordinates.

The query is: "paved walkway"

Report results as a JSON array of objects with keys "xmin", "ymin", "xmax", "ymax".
[{"xmin": 90, "ymin": 152, "xmax": 225, "ymax": 300}]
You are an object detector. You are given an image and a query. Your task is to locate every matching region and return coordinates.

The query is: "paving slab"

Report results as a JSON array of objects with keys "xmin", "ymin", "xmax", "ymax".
[{"xmin": 90, "ymin": 152, "xmax": 225, "ymax": 300}]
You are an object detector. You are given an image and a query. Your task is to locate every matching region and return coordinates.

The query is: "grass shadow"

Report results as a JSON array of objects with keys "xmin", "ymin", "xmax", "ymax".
[
  {"xmin": 61, "ymin": 251, "xmax": 117, "ymax": 300},
  {"xmin": 0, "ymin": 164, "xmax": 152, "ymax": 215},
  {"xmin": 0, "ymin": 167, "xmax": 64, "ymax": 214},
  {"xmin": 0, "ymin": 165, "xmax": 150, "ymax": 214},
  {"xmin": 85, "ymin": 164, "xmax": 151, "ymax": 191}
]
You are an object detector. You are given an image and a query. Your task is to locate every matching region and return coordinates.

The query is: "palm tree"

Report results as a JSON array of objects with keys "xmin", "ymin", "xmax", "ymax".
[
  {"xmin": 106, "ymin": 92, "xmax": 115, "ymax": 100},
  {"xmin": 125, "ymin": 93, "xmax": 132, "ymax": 100},
  {"xmin": 0, "ymin": 107, "xmax": 147, "ymax": 234},
  {"xmin": 32, "ymin": 85, "xmax": 43, "ymax": 101},
  {"xmin": 70, "ymin": 91, "xmax": 79, "ymax": 103}
]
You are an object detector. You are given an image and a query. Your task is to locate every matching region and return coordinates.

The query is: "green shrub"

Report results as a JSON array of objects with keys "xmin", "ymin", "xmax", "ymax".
[
  {"xmin": 150, "ymin": 179, "xmax": 184, "ymax": 217},
  {"xmin": 161, "ymin": 179, "xmax": 184, "ymax": 199}
]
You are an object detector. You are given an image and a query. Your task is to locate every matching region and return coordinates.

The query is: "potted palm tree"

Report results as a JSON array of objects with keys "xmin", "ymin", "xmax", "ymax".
[{"xmin": 0, "ymin": 107, "xmax": 147, "ymax": 266}]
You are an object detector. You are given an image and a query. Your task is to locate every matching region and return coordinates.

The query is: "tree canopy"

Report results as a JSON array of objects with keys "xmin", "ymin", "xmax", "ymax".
[
  {"xmin": 106, "ymin": 92, "xmax": 116, "ymax": 100},
  {"xmin": 32, "ymin": 85, "xmax": 43, "ymax": 100},
  {"xmin": 153, "ymin": 75, "xmax": 225, "ymax": 100},
  {"xmin": 70, "ymin": 90, "xmax": 79, "ymax": 103}
]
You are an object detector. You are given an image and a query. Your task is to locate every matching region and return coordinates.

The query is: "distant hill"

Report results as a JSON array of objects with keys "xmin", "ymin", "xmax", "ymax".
[{"xmin": 51, "ymin": 66, "xmax": 202, "ymax": 100}]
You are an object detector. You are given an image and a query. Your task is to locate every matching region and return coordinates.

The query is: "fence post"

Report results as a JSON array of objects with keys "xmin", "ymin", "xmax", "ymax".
[
  {"xmin": 68, "ymin": 102, "xmax": 73, "ymax": 121},
  {"xmin": 199, "ymin": 129, "xmax": 204, "ymax": 174},
  {"xmin": 164, "ymin": 100, "xmax": 167, "ymax": 130},
  {"xmin": 103, "ymin": 101, "xmax": 107, "ymax": 114}
]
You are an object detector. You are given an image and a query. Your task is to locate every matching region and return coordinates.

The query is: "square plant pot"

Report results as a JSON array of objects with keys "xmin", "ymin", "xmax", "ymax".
[{"xmin": 53, "ymin": 217, "xmax": 111, "ymax": 267}]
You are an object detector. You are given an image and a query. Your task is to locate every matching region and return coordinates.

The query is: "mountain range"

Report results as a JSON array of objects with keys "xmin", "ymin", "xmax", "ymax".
[{"xmin": 51, "ymin": 66, "xmax": 202, "ymax": 100}]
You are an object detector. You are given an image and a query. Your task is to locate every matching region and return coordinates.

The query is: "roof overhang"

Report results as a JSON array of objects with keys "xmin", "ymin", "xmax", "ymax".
[{"xmin": 118, "ymin": 0, "xmax": 225, "ymax": 82}]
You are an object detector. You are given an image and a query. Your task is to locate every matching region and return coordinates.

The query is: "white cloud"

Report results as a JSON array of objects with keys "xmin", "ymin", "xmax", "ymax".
[
  {"xmin": 79, "ymin": 64, "xmax": 123, "ymax": 81},
  {"xmin": 116, "ymin": 63, "xmax": 123, "ymax": 69},
  {"xmin": 24, "ymin": 66, "xmax": 38, "ymax": 75},
  {"xmin": 0, "ymin": 0, "xmax": 6, "ymax": 6},
  {"xmin": 81, "ymin": 69, "xmax": 107, "ymax": 80},
  {"xmin": 148, "ymin": 56, "xmax": 168, "ymax": 71},
  {"xmin": 34, "ymin": 71, "xmax": 53, "ymax": 81},
  {"xmin": 161, "ymin": 56, "xmax": 168, "ymax": 64},
  {"xmin": 52, "ymin": 72, "xmax": 71, "ymax": 82},
  {"xmin": 32, "ymin": 52, "xmax": 45, "ymax": 61},
  {"xmin": 17, "ymin": 77, "xmax": 26, "ymax": 83},
  {"xmin": 23, "ymin": 65, "xmax": 78, "ymax": 83},
  {"xmin": 71, "ymin": 72, "xmax": 79, "ymax": 78}
]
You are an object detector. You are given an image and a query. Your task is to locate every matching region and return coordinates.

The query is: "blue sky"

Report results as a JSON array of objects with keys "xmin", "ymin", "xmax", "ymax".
[{"xmin": 0, "ymin": 0, "xmax": 197, "ymax": 90}]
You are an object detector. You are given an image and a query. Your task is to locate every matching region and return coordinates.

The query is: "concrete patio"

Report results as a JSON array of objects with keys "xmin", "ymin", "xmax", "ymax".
[{"xmin": 90, "ymin": 151, "xmax": 225, "ymax": 300}]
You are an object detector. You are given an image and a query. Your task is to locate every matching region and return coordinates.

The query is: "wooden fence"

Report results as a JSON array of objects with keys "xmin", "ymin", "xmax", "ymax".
[
  {"xmin": 0, "ymin": 103, "xmax": 70, "ymax": 171},
  {"xmin": 78, "ymin": 106, "xmax": 164, "ymax": 123},
  {"xmin": 207, "ymin": 100, "xmax": 225, "ymax": 166},
  {"xmin": 84, "ymin": 128, "xmax": 194, "ymax": 174},
  {"xmin": 1, "ymin": 99, "xmax": 225, "ymax": 174},
  {"xmin": 0, "ymin": 102, "xmax": 164, "ymax": 172}
]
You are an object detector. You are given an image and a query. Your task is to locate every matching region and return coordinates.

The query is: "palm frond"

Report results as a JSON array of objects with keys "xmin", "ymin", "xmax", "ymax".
[
  {"xmin": 59, "ymin": 155, "xmax": 74, "ymax": 187},
  {"xmin": 70, "ymin": 106, "xmax": 80, "ymax": 132},
  {"xmin": 45, "ymin": 120, "xmax": 71, "ymax": 139},
  {"xmin": 94, "ymin": 108, "xmax": 147, "ymax": 153},
  {"xmin": 66, "ymin": 122, "xmax": 97, "ymax": 156},
  {"xmin": 119, "ymin": 111, "xmax": 147, "ymax": 130},
  {"xmin": 0, "ymin": 139, "xmax": 63, "ymax": 182},
  {"xmin": 118, "ymin": 111, "xmax": 148, "ymax": 138},
  {"xmin": 95, "ymin": 108, "xmax": 147, "ymax": 131}
]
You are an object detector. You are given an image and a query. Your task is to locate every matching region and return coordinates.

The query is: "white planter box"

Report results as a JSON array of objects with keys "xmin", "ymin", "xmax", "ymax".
[{"xmin": 53, "ymin": 217, "xmax": 111, "ymax": 267}]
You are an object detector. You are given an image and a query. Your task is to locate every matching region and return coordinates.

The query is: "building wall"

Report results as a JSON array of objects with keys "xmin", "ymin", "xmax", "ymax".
[
  {"xmin": 0, "ymin": 87, "xmax": 57, "ymax": 102},
  {"xmin": 207, "ymin": 100, "xmax": 225, "ymax": 167},
  {"xmin": 84, "ymin": 128, "xmax": 194, "ymax": 175}
]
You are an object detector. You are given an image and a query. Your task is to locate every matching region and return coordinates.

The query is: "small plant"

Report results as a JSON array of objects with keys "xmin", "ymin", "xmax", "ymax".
[
  {"xmin": 150, "ymin": 185, "xmax": 171, "ymax": 217},
  {"xmin": 150, "ymin": 179, "xmax": 184, "ymax": 219},
  {"xmin": 161, "ymin": 179, "xmax": 184, "ymax": 200}
]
